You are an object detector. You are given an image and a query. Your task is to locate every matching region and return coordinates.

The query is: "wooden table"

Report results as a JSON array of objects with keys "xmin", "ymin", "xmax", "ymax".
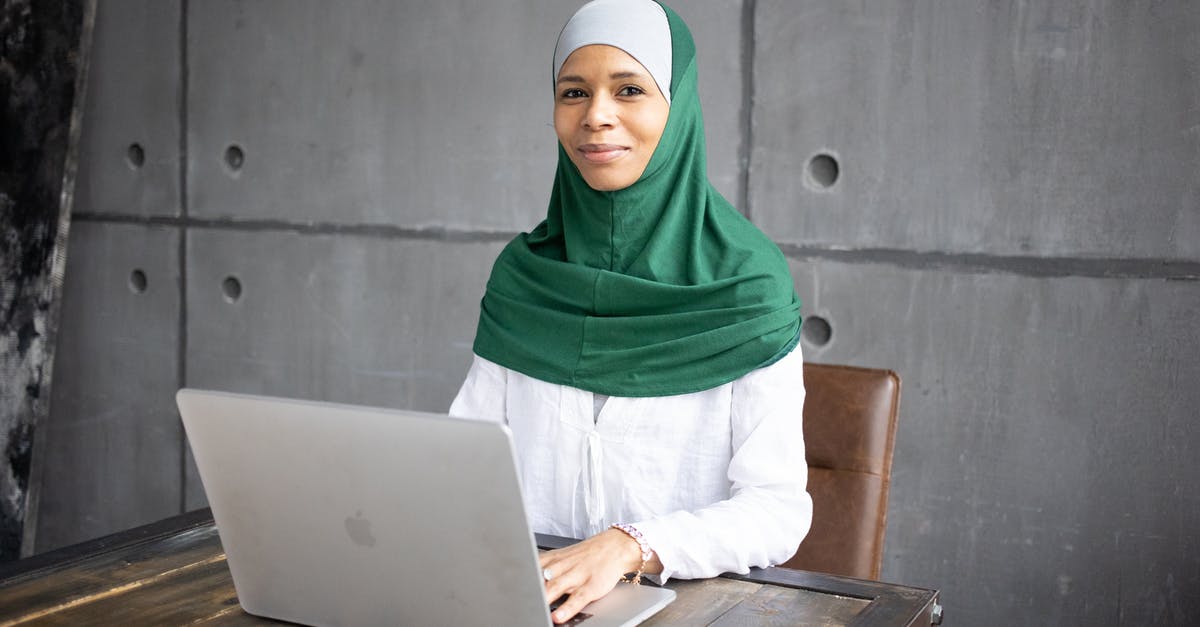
[{"xmin": 0, "ymin": 510, "xmax": 940, "ymax": 626}]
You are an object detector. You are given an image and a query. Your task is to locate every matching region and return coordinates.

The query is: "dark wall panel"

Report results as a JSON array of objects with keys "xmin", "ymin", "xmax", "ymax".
[
  {"xmin": 37, "ymin": 223, "xmax": 181, "ymax": 552},
  {"xmin": 752, "ymin": 0, "xmax": 1200, "ymax": 259},
  {"xmin": 184, "ymin": 232, "xmax": 499, "ymax": 409},
  {"xmin": 185, "ymin": 0, "xmax": 745, "ymax": 228},
  {"xmin": 74, "ymin": 0, "xmax": 181, "ymax": 218},
  {"xmin": 183, "ymin": 230, "xmax": 503, "ymax": 507},
  {"xmin": 791, "ymin": 259, "xmax": 1200, "ymax": 625},
  {"xmin": 186, "ymin": 0, "xmax": 565, "ymax": 228},
  {"xmin": 752, "ymin": 2, "xmax": 1200, "ymax": 622}
]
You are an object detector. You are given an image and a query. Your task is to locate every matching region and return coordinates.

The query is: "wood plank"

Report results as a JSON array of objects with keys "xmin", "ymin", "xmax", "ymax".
[
  {"xmin": 3, "ymin": 516, "xmax": 936, "ymax": 626},
  {"xmin": 186, "ymin": 605, "xmax": 276, "ymax": 626},
  {"xmin": 6, "ymin": 554, "xmax": 238, "ymax": 626},
  {"xmin": 849, "ymin": 592, "xmax": 938, "ymax": 627},
  {"xmin": 710, "ymin": 584, "xmax": 871, "ymax": 627},
  {"xmin": 726, "ymin": 566, "xmax": 939, "ymax": 627},
  {"xmin": 644, "ymin": 577, "xmax": 761, "ymax": 626},
  {"xmin": 0, "ymin": 526, "xmax": 222, "ymax": 622},
  {"xmin": 0, "ymin": 509, "xmax": 216, "ymax": 584},
  {"xmin": 727, "ymin": 566, "xmax": 893, "ymax": 600}
]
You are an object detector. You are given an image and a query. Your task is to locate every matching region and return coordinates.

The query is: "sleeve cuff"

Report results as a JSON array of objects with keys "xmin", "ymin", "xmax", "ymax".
[{"xmin": 628, "ymin": 517, "xmax": 680, "ymax": 585}]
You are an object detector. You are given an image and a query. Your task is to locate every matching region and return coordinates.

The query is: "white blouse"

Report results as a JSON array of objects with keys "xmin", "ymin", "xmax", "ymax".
[{"xmin": 448, "ymin": 345, "xmax": 812, "ymax": 582}]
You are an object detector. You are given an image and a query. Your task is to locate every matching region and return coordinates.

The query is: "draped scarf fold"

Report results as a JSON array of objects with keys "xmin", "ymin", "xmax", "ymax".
[{"xmin": 472, "ymin": 2, "xmax": 800, "ymax": 397}]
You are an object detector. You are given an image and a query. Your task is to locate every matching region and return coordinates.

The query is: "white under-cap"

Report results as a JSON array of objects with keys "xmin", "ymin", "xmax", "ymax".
[{"xmin": 553, "ymin": 0, "xmax": 673, "ymax": 104}]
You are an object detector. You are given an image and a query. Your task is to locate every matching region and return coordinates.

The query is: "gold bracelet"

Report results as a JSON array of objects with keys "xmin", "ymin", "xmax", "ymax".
[{"xmin": 610, "ymin": 523, "xmax": 652, "ymax": 585}]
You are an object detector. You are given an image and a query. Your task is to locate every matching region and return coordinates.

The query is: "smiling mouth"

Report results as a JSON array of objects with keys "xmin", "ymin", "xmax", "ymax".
[{"xmin": 578, "ymin": 144, "xmax": 629, "ymax": 164}]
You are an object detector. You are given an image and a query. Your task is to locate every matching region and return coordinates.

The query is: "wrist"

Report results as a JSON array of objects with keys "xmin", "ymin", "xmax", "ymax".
[
  {"xmin": 606, "ymin": 528, "xmax": 642, "ymax": 570},
  {"xmin": 609, "ymin": 523, "xmax": 652, "ymax": 584}
]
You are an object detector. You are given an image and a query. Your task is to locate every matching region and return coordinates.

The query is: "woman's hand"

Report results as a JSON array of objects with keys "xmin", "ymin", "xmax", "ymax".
[{"xmin": 538, "ymin": 528, "xmax": 661, "ymax": 624}]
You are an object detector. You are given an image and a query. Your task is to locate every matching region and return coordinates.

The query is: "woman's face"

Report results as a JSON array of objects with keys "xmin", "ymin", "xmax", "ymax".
[{"xmin": 554, "ymin": 45, "xmax": 670, "ymax": 192}]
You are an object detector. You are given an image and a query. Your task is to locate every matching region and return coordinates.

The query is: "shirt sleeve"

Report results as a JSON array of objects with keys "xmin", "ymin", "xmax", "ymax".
[
  {"xmin": 632, "ymin": 345, "xmax": 812, "ymax": 582},
  {"xmin": 447, "ymin": 354, "xmax": 508, "ymax": 424}
]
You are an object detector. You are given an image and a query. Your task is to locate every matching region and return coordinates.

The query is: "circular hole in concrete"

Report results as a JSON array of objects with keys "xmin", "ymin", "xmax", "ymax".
[
  {"xmin": 806, "ymin": 153, "xmax": 839, "ymax": 189},
  {"xmin": 222, "ymin": 276, "xmax": 242, "ymax": 303},
  {"xmin": 224, "ymin": 144, "xmax": 245, "ymax": 172},
  {"xmin": 127, "ymin": 143, "xmax": 145, "ymax": 169},
  {"xmin": 801, "ymin": 315, "xmax": 832, "ymax": 348},
  {"xmin": 129, "ymin": 269, "xmax": 148, "ymax": 294}
]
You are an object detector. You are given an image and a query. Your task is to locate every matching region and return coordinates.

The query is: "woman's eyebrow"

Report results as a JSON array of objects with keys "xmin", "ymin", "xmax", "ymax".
[{"xmin": 556, "ymin": 70, "xmax": 649, "ymax": 85}]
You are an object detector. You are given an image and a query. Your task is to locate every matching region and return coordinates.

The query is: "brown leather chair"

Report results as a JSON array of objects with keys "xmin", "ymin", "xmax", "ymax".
[{"xmin": 779, "ymin": 362, "xmax": 901, "ymax": 580}]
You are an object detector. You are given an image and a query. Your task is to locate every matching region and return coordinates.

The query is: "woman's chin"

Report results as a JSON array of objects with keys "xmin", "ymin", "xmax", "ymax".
[{"xmin": 581, "ymin": 172, "xmax": 638, "ymax": 192}]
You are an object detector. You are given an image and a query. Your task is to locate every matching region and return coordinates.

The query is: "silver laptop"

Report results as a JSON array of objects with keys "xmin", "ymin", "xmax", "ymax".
[{"xmin": 176, "ymin": 389, "xmax": 675, "ymax": 626}]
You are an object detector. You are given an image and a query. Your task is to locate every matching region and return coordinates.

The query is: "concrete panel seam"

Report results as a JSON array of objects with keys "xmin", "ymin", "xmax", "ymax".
[
  {"xmin": 73, "ymin": 212, "xmax": 518, "ymax": 243},
  {"xmin": 178, "ymin": 0, "xmax": 188, "ymax": 222},
  {"xmin": 779, "ymin": 244, "xmax": 1200, "ymax": 281},
  {"xmin": 72, "ymin": 213, "xmax": 1200, "ymax": 279},
  {"xmin": 737, "ymin": 0, "xmax": 756, "ymax": 217},
  {"xmin": 177, "ymin": 0, "xmax": 189, "ymax": 515}
]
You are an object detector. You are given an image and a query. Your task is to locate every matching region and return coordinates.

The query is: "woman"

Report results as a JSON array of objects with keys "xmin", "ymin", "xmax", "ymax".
[{"xmin": 449, "ymin": 0, "xmax": 811, "ymax": 622}]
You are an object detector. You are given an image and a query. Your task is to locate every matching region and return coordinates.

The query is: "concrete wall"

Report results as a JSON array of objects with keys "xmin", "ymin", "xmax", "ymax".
[{"xmin": 37, "ymin": 1, "xmax": 1199, "ymax": 624}]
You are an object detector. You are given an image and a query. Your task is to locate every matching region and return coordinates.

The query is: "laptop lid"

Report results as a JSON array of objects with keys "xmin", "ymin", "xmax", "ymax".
[{"xmin": 176, "ymin": 389, "xmax": 674, "ymax": 626}]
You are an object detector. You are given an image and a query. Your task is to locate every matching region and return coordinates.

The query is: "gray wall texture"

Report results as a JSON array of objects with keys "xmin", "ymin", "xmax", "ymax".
[{"xmin": 34, "ymin": 0, "xmax": 1199, "ymax": 624}]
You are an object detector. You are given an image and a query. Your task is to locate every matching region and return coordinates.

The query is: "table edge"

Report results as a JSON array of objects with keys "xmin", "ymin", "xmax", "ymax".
[
  {"xmin": 1, "ymin": 510, "xmax": 940, "ymax": 627},
  {"xmin": 535, "ymin": 532, "xmax": 939, "ymax": 627},
  {"xmin": 0, "ymin": 508, "xmax": 217, "ymax": 585}
]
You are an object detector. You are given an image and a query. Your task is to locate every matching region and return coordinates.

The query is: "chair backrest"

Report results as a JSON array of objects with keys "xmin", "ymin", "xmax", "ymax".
[{"xmin": 780, "ymin": 362, "xmax": 901, "ymax": 580}]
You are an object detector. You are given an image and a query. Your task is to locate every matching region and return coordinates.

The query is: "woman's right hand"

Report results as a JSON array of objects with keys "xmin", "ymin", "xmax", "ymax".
[{"xmin": 538, "ymin": 528, "xmax": 659, "ymax": 624}]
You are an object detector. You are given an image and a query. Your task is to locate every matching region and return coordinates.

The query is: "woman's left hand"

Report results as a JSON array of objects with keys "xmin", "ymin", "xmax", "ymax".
[{"xmin": 538, "ymin": 528, "xmax": 651, "ymax": 624}]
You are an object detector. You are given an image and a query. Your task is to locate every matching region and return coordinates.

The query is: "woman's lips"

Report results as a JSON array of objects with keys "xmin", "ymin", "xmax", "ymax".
[{"xmin": 578, "ymin": 143, "xmax": 629, "ymax": 163}]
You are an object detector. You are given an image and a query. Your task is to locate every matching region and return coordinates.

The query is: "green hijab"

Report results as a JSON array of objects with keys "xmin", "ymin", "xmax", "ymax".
[{"xmin": 472, "ymin": 2, "xmax": 800, "ymax": 397}]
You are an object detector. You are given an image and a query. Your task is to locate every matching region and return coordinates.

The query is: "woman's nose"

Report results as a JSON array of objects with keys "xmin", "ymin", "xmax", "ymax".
[{"xmin": 582, "ymin": 95, "xmax": 617, "ymax": 129}]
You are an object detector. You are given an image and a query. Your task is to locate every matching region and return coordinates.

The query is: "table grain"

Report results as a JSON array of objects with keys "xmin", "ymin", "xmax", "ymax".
[{"xmin": 0, "ymin": 511, "xmax": 937, "ymax": 626}]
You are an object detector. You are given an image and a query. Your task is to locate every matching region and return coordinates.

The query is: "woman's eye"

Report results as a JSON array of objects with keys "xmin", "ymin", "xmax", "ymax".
[
  {"xmin": 560, "ymin": 88, "xmax": 587, "ymax": 99},
  {"xmin": 618, "ymin": 85, "xmax": 646, "ymax": 97}
]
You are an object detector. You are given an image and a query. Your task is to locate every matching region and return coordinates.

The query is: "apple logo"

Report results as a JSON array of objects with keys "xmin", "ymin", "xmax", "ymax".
[{"xmin": 344, "ymin": 510, "xmax": 376, "ymax": 547}]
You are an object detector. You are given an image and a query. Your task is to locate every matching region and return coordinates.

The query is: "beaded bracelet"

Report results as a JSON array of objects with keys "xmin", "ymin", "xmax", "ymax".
[{"xmin": 610, "ymin": 523, "xmax": 652, "ymax": 585}]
